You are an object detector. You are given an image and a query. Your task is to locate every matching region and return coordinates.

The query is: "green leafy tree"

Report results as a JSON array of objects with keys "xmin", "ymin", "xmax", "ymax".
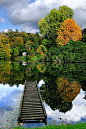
[
  {"xmin": 13, "ymin": 48, "xmax": 19, "ymax": 57},
  {"xmin": 38, "ymin": 5, "xmax": 73, "ymax": 44}
]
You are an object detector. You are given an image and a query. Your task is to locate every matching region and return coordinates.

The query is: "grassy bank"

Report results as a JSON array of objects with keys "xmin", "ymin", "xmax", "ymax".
[{"xmin": 12, "ymin": 123, "xmax": 86, "ymax": 129}]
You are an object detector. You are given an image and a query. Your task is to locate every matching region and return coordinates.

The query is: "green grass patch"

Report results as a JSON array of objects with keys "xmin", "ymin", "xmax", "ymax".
[{"xmin": 12, "ymin": 123, "xmax": 86, "ymax": 129}]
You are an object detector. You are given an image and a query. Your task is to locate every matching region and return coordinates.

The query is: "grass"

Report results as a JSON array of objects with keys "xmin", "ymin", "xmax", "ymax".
[{"xmin": 12, "ymin": 123, "xmax": 86, "ymax": 129}]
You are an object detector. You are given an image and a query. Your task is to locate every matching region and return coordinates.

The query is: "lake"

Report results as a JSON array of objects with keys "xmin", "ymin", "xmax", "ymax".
[{"xmin": 0, "ymin": 61, "xmax": 86, "ymax": 128}]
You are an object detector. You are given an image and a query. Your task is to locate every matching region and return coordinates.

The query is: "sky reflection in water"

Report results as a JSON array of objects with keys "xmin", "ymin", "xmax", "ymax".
[
  {"xmin": 0, "ymin": 81, "xmax": 86, "ymax": 128},
  {"xmin": 0, "ymin": 84, "xmax": 24, "ymax": 128}
]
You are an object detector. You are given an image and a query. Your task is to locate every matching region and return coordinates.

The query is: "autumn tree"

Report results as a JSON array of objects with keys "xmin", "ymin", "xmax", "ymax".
[
  {"xmin": 13, "ymin": 48, "xmax": 19, "ymax": 57},
  {"xmin": 19, "ymin": 32, "xmax": 29, "ymax": 44},
  {"xmin": 38, "ymin": 5, "xmax": 73, "ymax": 45},
  {"xmin": 0, "ymin": 34, "xmax": 10, "ymax": 44},
  {"xmin": 4, "ymin": 44, "xmax": 11, "ymax": 60},
  {"xmin": 56, "ymin": 76, "xmax": 81, "ymax": 102},
  {"xmin": 12, "ymin": 37, "xmax": 23, "ymax": 47},
  {"xmin": 36, "ymin": 45, "xmax": 47, "ymax": 55},
  {"xmin": 56, "ymin": 19, "xmax": 82, "ymax": 47},
  {"xmin": 0, "ymin": 61, "xmax": 11, "ymax": 83},
  {"xmin": 36, "ymin": 63, "xmax": 46, "ymax": 73},
  {"xmin": 0, "ymin": 41, "xmax": 4, "ymax": 59},
  {"xmin": 25, "ymin": 40, "xmax": 33, "ymax": 50}
]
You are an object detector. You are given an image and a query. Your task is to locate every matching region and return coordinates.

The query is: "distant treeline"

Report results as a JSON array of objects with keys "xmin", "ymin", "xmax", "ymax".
[
  {"xmin": 1, "ymin": 5, "xmax": 86, "ymax": 62},
  {"xmin": 0, "ymin": 30, "xmax": 42, "ymax": 60}
]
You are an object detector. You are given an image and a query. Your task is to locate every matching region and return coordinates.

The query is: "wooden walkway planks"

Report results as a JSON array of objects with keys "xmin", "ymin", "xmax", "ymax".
[{"xmin": 18, "ymin": 81, "xmax": 47, "ymax": 124}]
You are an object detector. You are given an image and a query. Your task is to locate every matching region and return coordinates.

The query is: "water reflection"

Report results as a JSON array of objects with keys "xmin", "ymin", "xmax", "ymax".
[
  {"xmin": 0, "ymin": 61, "xmax": 86, "ymax": 128},
  {"xmin": 56, "ymin": 76, "xmax": 81, "ymax": 102},
  {"xmin": 40, "ymin": 77, "xmax": 73, "ymax": 113},
  {"xmin": 45, "ymin": 89, "xmax": 86, "ymax": 124},
  {"xmin": 0, "ymin": 84, "xmax": 24, "ymax": 128}
]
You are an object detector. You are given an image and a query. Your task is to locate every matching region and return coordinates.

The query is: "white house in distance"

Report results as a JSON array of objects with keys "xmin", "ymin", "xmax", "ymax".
[{"xmin": 22, "ymin": 52, "xmax": 27, "ymax": 56}]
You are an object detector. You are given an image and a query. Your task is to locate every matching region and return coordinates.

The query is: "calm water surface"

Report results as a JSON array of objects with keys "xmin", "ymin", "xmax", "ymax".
[{"xmin": 0, "ymin": 61, "xmax": 86, "ymax": 128}]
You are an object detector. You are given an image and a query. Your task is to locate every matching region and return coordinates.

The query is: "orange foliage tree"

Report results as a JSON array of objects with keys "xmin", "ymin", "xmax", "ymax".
[
  {"xmin": 56, "ymin": 19, "xmax": 82, "ymax": 47},
  {"xmin": 56, "ymin": 76, "xmax": 81, "ymax": 102}
]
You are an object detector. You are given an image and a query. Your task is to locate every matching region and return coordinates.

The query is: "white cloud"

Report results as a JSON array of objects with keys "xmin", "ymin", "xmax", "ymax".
[
  {"xmin": 0, "ymin": 0, "xmax": 86, "ymax": 32},
  {"xmin": 0, "ymin": 92, "xmax": 7, "ymax": 101},
  {"xmin": 0, "ymin": 16, "xmax": 5, "ymax": 23},
  {"xmin": 38, "ymin": 79, "xmax": 45, "ymax": 88}
]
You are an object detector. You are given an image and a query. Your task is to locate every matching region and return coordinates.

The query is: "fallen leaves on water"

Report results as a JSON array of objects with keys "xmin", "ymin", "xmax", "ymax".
[
  {"xmin": 10, "ymin": 111, "xmax": 13, "ymax": 114},
  {"xmin": 19, "ymin": 123, "xmax": 23, "ymax": 125},
  {"xmin": 5, "ymin": 125, "xmax": 8, "ymax": 128}
]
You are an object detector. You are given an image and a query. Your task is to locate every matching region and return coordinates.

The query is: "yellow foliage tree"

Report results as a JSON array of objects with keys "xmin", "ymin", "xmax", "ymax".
[
  {"xmin": 36, "ymin": 63, "xmax": 46, "ymax": 73},
  {"xmin": 36, "ymin": 45, "xmax": 47, "ymax": 55},
  {"xmin": 56, "ymin": 19, "xmax": 82, "ymax": 47},
  {"xmin": 56, "ymin": 76, "xmax": 81, "ymax": 102},
  {"xmin": 4, "ymin": 44, "xmax": 11, "ymax": 60},
  {"xmin": 0, "ymin": 34, "xmax": 10, "ymax": 45}
]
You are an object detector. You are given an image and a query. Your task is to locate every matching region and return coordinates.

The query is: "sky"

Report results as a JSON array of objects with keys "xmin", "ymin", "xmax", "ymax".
[{"xmin": 0, "ymin": 0, "xmax": 86, "ymax": 33}]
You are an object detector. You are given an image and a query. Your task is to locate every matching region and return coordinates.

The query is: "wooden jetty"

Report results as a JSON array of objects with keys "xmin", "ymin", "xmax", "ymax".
[{"xmin": 18, "ymin": 81, "xmax": 47, "ymax": 124}]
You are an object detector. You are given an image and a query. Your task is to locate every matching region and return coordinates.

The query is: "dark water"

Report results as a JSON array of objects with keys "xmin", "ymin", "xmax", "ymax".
[{"xmin": 0, "ymin": 61, "xmax": 86, "ymax": 128}]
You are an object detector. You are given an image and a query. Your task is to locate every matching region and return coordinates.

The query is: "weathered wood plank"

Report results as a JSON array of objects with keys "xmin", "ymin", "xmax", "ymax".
[
  {"xmin": 21, "ymin": 109, "xmax": 43, "ymax": 112},
  {"xmin": 22, "ymin": 103, "xmax": 41, "ymax": 106},
  {"xmin": 22, "ymin": 107, "xmax": 42, "ymax": 109},
  {"xmin": 20, "ymin": 116, "xmax": 45, "ymax": 120},
  {"xmin": 22, "ymin": 111, "xmax": 43, "ymax": 115},
  {"xmin": 21, "ymin": 114, "xmax": 44, "ymax": 117}
]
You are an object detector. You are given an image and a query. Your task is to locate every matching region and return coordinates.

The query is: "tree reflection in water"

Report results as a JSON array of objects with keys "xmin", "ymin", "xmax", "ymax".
[
  {"xmin": 0, "ymin": 61, "xmax": 86, "ymax": 113},
  {"xmin": 40, "ymin": 76, "xmax": 73, "ymax": 113},
  {"xmin": 56, "ymin": 76, "xmax": 81, "ymax": 102}
]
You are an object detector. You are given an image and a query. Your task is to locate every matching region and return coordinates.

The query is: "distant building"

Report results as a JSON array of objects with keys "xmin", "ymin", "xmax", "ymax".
[
  {"xmin": 22, "ymin": 52, "xmax": 27, "ymax": 56},
  {"xmin": 22, "ymin": 61, "xmax": 27, "ymax": 66}
]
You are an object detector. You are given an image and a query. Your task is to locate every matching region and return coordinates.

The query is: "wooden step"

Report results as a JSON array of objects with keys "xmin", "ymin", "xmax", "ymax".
[
  {"xmin": 20, "ymin": 116, "xmax": 45, "ymax": 120},
  {"xmin": 22, "ymin": 103, "xmax": 41, "ymax": 106},
  {"xmin": 21, "ymin": 112, "xmax": 44, "ymax": 114},
  {"xmin": 23, "ymin": 98, "xmax": 40, "ymax": 100},
  {"xmin": 22, "ymin": 102, "xmax": 41, "ymax": 104},
  {"xmin": 20, "ymin": 114, "xmax": 44, "ymax": 118},
  {"xmin": 22, "ymin": 106, "xmax": 43, "ymax": 110},
  {"xmin": 22, "ymin": 104, "xmax": 42, "ymax": 107},
  {"xmin": 22, "ymin": 100, "xmax": 40, "ymax": 103},
  {"xmin": 24, "ymin": 94, "xmax": 39, "ymax": 96},
  {"xmin": 21, "ymin": 109, "xmax": 43, "ymax": 112}
]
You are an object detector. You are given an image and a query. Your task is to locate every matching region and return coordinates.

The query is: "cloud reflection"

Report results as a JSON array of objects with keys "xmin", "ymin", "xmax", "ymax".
[
  {"xmin": 45, "ymin": 89, "xmax": 86, "ymax": 123},
  {"xmin": 0, "ymin": 83, "xmax": 24, "ymax": 123}
]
